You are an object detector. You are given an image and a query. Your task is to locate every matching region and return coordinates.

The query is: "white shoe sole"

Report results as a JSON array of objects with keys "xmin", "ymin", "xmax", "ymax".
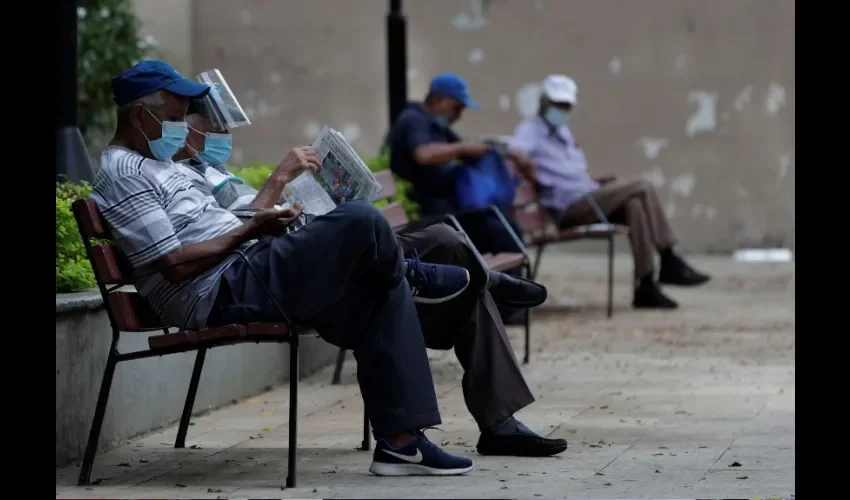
[
  {"xmin": 412, "ymin": 269, "xmax": 471, "ymax": 305},
  {"xmin": 369, "ymin": 461, "xmax": 474, "ymax": 476}
]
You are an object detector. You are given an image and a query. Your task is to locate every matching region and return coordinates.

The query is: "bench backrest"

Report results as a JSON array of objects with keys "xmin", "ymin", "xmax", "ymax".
[
  {"xmin": 373, "ymin": 170, "xmax": 409, "ymax": 229},
  {"xmin": 511, "ymin": 181, "xmax": 551, "ymax": 239},
  {"xmin": 72, "ymin": 199, "xmax": 164, "ymax": 332}
]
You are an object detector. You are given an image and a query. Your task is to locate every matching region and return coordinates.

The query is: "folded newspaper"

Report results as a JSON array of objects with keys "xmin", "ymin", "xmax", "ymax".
[{"xmin": 281, "ymin": 126, "xmax": 382, "ymax": 216}]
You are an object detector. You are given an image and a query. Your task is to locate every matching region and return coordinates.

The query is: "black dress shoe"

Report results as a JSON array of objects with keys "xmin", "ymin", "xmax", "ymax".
[
  {"xmin": 658, "ymin": 253, "xmax": 711, "ymax": 287},
  {"xmin": 632, "ymin": 278, "xmax": 678, "ymax": 309},
  {"xmin": 476, "ymin": 431, "xmax": 568, "ymax": 457},
  {"xmin": 487, "ymin": 271, "xmax": 548, "ymax": 309}
]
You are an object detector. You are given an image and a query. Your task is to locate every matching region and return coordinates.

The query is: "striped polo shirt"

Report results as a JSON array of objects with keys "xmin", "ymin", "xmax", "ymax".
[{"xmin": 90, "ymin": 146, "xmax": 255, "ymax": 330}]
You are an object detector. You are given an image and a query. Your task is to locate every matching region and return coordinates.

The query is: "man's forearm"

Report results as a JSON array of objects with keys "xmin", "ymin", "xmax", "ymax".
[
  {"xmin": 251, "ymin": 176, "xmax": 288, "ymax": 209},
  {"xmin": 157, "ymin": 223, "xmax": 256, "ymax": 283},
  {"xmin": 414, "ymin": 143, "xmax": 473, "ymax": 166}
]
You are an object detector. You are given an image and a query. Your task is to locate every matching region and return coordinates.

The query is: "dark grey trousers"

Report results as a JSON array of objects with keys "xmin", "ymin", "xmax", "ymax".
[
  {"xmin": 396, "ymin": 223, "xmax": 535, "ymax": 430},
  {"xmin": 207, "ymin": 201, "xmax": 441, "ymax": 438}
]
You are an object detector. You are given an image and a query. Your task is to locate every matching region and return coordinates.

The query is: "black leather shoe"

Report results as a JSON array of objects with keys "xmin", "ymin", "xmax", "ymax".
[
  {"xmin": 487, "ymin": 271, "xmax": 548, "ymax": 309},
  {"xmin": 632, "ymin": 278, "xmax": 678, "ymax": 309},
  {"xmin": 476, "ymin": 431, "xmax": 568, "ymax": 457},
  {"xmin": 658, "ymin": 252, "xmax": 710, "ymax": 286}
]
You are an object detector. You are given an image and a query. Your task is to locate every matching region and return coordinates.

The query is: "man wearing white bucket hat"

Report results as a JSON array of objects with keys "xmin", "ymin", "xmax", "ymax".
[{"xmin": 510, "ymin": 75, "xmax": 711, "ymax": 309}]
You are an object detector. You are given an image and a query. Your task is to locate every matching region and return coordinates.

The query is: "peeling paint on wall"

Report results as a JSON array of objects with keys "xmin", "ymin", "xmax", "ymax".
[
  {"xmin": 733, "ymin": 85, "xmax": 754, "ymax": 111},
  {"xmin": 269, "ymin": 72, "xmax": 282, "ymax": 84},
  {"xmin": 499, "ymin": 93, "xmax": 511, "ymax": 112},
  {"xmin": 469, "ymin": 49, "xmax": 485, "ymax": 64},
  {"xmin": 670, "ymin": 173, "xmax": 696, "ymax": 198},
  {"xmin": 608, "ymin": 57, "xmax": 621, "ymax": 76},
  {"xmin": 685, "ymin": 91, "xmax": 718, "ymax": 137},
  {"xmin": 764, "ymin": 82, "xmax": 787, "ymax": 116},
  {"xmin": 705, "ymin": 206, "xmax": 717, "ymax": 219},
  {"xmin": 240, "ymin": 9, "xmax": 252, "ymax": 25},
  {"xmin": 635, "ymin": 137, "xmax": 669, "ymax": 160},
  {"xmin": 452, "ymin": 0, "xmax": 487, "ymax": 30},
  {"xmin": 341, "ymin": 124, "xmax": 361, "ymax": 144},
  {"xmin": 515, "ymin": 82, "xmax": 543, "ymax": 119}
]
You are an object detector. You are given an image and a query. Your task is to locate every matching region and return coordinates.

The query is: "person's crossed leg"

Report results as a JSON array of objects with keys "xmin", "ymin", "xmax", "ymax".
[{"xmin": 397, "ymin": 223, "xmax": 567, "ymax": 457}]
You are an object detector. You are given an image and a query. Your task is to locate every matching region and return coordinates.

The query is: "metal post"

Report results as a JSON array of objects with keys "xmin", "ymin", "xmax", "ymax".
[
  {"xmin": 386, "ymin": 0, "xmax": 408, "ymax": 127},
  {"xmin": 57, "ymin": 0, "xmax": 94, "ymax": 183}
]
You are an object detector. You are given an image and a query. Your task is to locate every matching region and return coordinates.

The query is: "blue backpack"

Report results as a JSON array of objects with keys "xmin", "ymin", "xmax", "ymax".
[{"xmin": 454, "ymin": 150, "xmax": 519, "ymax": 210}]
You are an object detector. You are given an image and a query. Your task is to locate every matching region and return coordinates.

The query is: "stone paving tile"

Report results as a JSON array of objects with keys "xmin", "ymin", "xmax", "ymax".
[{"xmin": 56, "ymin": 254, "xmax": 794, "ymax": 499}]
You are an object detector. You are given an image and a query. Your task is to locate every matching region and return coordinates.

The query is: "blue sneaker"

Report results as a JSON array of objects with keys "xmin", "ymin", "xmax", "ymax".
[
  {"xmin": 369, "ymin": 430, "xmax": 474, "ymax": 476},
  {"xmin": 405, "ymin": 250, "xmax": 470, "ymax": 305}
]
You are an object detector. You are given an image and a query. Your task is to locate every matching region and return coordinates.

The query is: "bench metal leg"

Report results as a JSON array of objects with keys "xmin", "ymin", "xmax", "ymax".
[
  {"xmin": 607, "ymin": 235, "xmax": 614, "ymax": 319},
  {"xmin": 331, "ymin": 347, "xmax": 346, "ymax": 385},
  {"xmin": 532, "ymin": 244, "xmax": 545, "ymax": 281},
  {"xmin": 78, "ymin": 345, "xmax": 119, "ymax": 486},
  {"xmin": 362, "ymin": 407, "xmax": 371, "ymax": 451},
  {"xmin": 175, "ymin": 348, "xmax": 207, "ymax": 448},
  {"xmin": 523, "ymin": 261, "xmax": 532, "ymax": 364},
  {"xmin": 286, "ymin": 334, "xmax": 299, "ymax": 488}
]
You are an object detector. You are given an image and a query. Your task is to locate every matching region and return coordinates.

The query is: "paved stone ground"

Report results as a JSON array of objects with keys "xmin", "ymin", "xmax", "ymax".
[{"xmin": 56, "ymin": 251, "xmax": 795, "ymax": 499}]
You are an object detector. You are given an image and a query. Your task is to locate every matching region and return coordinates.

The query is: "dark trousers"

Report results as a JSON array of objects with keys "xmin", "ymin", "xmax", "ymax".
[
  {"xmin": 207, "ymin": 201, "xmax": 440, "ymax": 438},
  {"xmin": 396, "ymin": 224, "xmax": 535, "ymax": 430}
]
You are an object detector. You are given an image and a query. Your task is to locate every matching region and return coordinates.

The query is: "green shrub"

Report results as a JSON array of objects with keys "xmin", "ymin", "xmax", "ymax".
[
  {"xmin": 77, "ymin": 0, "xmax": 151, "ymax": 145},
  {"xmin": 56, "ymin": 181, "xmax": 97, "ymax": 293}
]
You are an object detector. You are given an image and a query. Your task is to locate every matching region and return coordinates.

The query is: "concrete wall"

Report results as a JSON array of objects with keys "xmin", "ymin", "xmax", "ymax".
[
  {"xmin": 55, "ymin": 292, "xmax": 338, "ymax": 467},
  {"xmin": 188, "ymin": 0, "xmax": 794, "ymax": 253}
]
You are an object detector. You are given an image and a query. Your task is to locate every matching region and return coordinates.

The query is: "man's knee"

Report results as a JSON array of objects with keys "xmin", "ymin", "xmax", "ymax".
[
  {"xmin": 420, "ymin": 223, "xmax": 467, "ymax": 252},
  {"xmin": 335, "ymin": 200, "xmax": 393, "ymax": 235}
]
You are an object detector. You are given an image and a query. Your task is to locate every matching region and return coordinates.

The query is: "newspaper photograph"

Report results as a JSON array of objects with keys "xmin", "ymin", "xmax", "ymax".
[{"xmin": 282, "ymin": 126, "xmax": 382, "ymax": 216}]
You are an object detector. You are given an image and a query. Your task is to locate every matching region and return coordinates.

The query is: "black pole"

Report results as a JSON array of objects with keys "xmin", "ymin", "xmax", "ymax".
[
  {"xmin": 386, "ymin": 0, "xmax": 408, "ymax": 127},
  {"xmin": 57, "ymin": 0, "xmax": 94, "ymax": 183}
]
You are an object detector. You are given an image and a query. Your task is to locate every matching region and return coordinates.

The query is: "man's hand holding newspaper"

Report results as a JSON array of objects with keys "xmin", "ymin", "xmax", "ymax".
[
  {"xmin": 281, "ymin": 126, "xmax": 382, "ymax": 216},
  {"xmin": 272, "ymin": 146, "xmax": 322, "ymax": 185}
]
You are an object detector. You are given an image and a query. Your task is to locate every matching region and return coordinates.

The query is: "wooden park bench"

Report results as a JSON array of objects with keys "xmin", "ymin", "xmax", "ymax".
[
  {"xmin": 511, "ymin": 181, "xmax": 629, "ymax": 318},
  {"xmin": 330, "ymin": 171, "xmax": 534, "ymax": 386},
  {"xmin": 71, "ymin": 199, "xmax": 371, "ymax": 489}
]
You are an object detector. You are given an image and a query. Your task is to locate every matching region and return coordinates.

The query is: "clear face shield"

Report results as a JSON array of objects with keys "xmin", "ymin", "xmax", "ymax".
[{"xmin": 194, "ymin": 69, "xmax": 251, "ymax": 132}]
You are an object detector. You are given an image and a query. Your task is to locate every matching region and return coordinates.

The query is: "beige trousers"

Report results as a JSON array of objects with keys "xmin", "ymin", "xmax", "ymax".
[{"xmin": 560, "ymin": 178, "xmax": 677, "ymax": 278}]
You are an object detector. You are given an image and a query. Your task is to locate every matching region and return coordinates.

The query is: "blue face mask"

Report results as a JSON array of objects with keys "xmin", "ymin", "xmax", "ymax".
[
  {"xmin": 141, "ymin": 109, "xmax": 189, "ymax": 161},
  {"xmin": 544, "ymin": 107, "xmax": 568, "ymax": 128},
  {"xmin": 433, "ymin": 115, "xmax": 450, "ymax": 129},
  {"xmin": 196, "ymin": 132, "xmax": 233, "ymax": 166}
]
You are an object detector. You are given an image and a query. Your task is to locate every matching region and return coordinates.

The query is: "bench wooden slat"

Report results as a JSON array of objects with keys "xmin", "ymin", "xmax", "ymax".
[
  {"xmin": 373, "ymin": 170, "xmax": 397, "ymax": 201},
  {"xmin": 381, "ymin": 202, "xmax": 408, "ymax": 229},
  {"xmin": 91, "ymin": 244, "xmax": 130, "ymax": 284},
  {"xmin": 108, "ymin": 291, "xmax": 164, "ymax": 331},
  {"xmin": 72, "ymin": 199, "xmax": 110, "ymax": 239}
]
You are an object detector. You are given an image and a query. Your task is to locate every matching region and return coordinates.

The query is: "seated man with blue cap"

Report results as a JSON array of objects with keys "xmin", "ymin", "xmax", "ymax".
[
  {"xmin": 386, "ymin": 73, "xmax": 538, "ymax": 325},
  {"xmin": 172, "ymin": 82, "xmax": 567, "ymax": 459},
  {"xmin": 89, "ymin": 60, "xmax": 477, "ymax": 477}
]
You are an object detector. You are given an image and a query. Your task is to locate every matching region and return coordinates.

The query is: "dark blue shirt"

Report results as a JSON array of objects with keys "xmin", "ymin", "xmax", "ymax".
[{"xmin": 387, "ymin": 102, "xmax": 461, "ymax": 198}]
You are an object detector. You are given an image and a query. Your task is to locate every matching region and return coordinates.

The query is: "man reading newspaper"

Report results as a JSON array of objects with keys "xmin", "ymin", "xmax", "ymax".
[
  {"xmin": 171, "ymin": 70, "xmax": 567, "ymax": 458},
  {"xmin": 92, "ymin": 60, "xmax": 478, "ymax": 476}
]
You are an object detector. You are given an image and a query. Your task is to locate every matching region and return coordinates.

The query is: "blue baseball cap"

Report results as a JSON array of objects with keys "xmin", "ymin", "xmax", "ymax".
[
  {"xmin": 111, "ymin": 60, "xmax": 211, "ymax": 107},
  {"xmin": 429, "ymin": 73, "xmax": 480, "ymax": 110}
]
